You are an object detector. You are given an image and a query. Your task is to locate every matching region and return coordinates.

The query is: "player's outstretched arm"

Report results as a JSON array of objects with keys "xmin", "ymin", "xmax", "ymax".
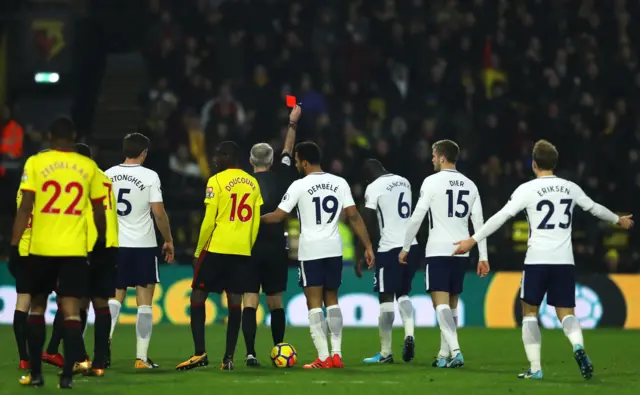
[
  {"xmin": 11, "ymin": 191, "xmax": 34, "ymax": 247},
  {"xmin": 344, "ymin": 205, "xmax": 375, "ymax": 268},
  {"xmin": 574, "ymin": 187, "xmax": 633, "ymax": 229},
  {"xmin": 261, "ymin": 208, "xmax": 288, "ymax": 224}
]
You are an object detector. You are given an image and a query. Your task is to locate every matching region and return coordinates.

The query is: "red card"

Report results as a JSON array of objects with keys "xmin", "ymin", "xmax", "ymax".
[{"xmin": 286, "ymin": 95, "xmax": 297, "ymax": 108}]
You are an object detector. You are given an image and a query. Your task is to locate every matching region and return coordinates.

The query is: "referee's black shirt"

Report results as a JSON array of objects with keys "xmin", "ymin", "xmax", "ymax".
[{"xmin": 253, "ymin": 152, "xmax": 296, "ymax": 254}]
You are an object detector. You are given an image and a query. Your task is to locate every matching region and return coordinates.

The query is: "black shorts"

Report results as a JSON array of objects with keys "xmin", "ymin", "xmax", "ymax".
[
  {"xmin": 246, "ymin": 249, "xmax": 288, "ymax": 295},
  {"xmin": 28, "ymin": 255, "xmax": 89, "ymax": 298},
  {"xmin": 192, "ymin": 252, "xmax": 252, "ymax": 294},
  {"xmin": 88, "ymin": 247, "xmax": 118, "ymax": 299},
  {"xmin": 9, "ymin": 254, "xmax": 30, "ymax": 294}
]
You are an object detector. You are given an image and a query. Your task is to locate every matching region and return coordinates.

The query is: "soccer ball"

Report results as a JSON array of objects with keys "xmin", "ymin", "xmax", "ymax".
[
  {"xmin": 538, "ymin": 284, "xmax": 603, "ymax": 329},
  {"xmin": 270, "ymin": 343, "xmax": 297, "ymax": 368}
]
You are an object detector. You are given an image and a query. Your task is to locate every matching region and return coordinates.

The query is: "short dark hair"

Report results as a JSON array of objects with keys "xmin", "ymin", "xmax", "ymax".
[
  {"xmin": 73, "ymin": 143, "xmax": 92, "ymax": 158},
  {"xmin": 432, "ymin": 139, "xmax": 460, "ymax": 163},
  {"xmin": 215, "ymin": 140, "xmax": 240, "ymax": 169},
  {"xmin": 49, "ymin": 116, "xmax": 76, "ymax": 141},
  {"xmin": 295, "ymin": 141, "xmax": 322, "ymax": 165},
  {"xmin": 532, "ymin": 139, "xmax": 558, "ymax": 170},
  {"xmin": 122, "ymin": 133, "xmax": 150, "ymax": 159}
]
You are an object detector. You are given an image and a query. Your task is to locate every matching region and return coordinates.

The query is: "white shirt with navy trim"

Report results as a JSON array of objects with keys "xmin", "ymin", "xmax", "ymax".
[
  {"xmin": 278, "ymin": 172, "xmax": 355, "ymax": 261},
  {"xmin": 472, "ymin": 176, "xmax": 619, "ymax": 265},
  {"xmin": 105, "ymin": 164, "xmax": 163, "ymax": 248},
  {"xmin": 364, "ymin": 173, "xmax": 417, "ymax": 252}
]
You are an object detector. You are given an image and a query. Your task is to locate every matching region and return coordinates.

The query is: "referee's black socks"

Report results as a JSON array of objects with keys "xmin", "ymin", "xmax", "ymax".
[
  {"xmin": 270, "ymin": 308, "xmax": 286, "ymax": 345},
  {"xmin": 242, "ymin": 307, "xmax": 257, "ymax": 356},
  {"xmin": 225, "ymin": 305, "xmax": 242, "ymax": 359},
  {"xmin": 46, "ymin": 309, "xmax": 64, "ymax": 354},
  {"xmin": 13, "ymin": 310, "xmax": 29, "ymax": 361}
]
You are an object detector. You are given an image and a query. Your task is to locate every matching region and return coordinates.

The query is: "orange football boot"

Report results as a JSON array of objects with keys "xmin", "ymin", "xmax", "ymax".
[
  {"xmin": 303, "ymin": 357, "xmax": 333, "ymax": 369},
  {"xmin": 331, "ymin": 354, "xmax": 344, "ymax": 368}
]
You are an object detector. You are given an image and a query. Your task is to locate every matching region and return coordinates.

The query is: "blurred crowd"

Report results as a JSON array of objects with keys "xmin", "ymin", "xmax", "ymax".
[{"xmin": 3, "ymin": 0, "xmax": 640, "ymax": 272}]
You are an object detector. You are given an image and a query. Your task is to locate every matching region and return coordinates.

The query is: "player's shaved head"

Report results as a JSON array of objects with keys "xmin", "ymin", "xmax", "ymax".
[
  {"xmin": 49, "ymin": 116, "xmax": 76, "ymax": 142},
  {"xmin": 432, "ymin": 139, "xmax": 460, "ymax": 164},
  {"xmin": 73, "ymin": 143, "xmax": 92, "ymax": 159},
  {"xmin": 215, "ymin": 141, "xmax": 240, "ymax": 170},
  {"xmin": 363, "ymin": 159, "xmax": 387, "ymax": 183},
  {"xmin": 532, "ymin": 139, "xmax": 558, "ymax": 171}
]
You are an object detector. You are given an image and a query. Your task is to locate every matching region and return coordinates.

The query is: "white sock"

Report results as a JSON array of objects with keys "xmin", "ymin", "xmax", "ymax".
[
  {"xmin": 108, "ymin": 300, "xmax": 121, "ymax": 339},
  {"xmin": 397, "ymin": 296, "xmax": 414, "ymax": 338},
  {"xmin": 379, "ymin": 302, "xmax": 394, "ymax": 357},
  {"xmin": 326, "ymin": 305, "xmax": 343, "ymax": 357},
  {"xmin": 435, "ymin": 304, "xmax": 460, "ymax": 356},
  {"xmin": 308, "ymin": 308, "xmax": 329, "ymax": 360},
  {"xmin": 452, "ymin": 308, "xmax": 458, "ymax": 327},
  {"xmin": 561, "ymin": 315, "xmax": 584, "ymax": 349},
  {"xmin": 136, "ymin": 305, "xmax": 153, "ymax": 361},
  {"xmin": 522, "ymin": 316, "xmax": 542, "ymax": 372}
]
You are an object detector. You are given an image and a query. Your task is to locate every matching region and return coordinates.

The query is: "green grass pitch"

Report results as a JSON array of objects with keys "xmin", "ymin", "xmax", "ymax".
[{"xmin": 0, "ymin": 325, "xmax": 638, "ymax": 394}]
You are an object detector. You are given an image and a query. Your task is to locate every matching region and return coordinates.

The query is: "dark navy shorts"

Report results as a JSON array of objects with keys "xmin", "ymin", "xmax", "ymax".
[
  {"xmin": 298, "ymin": 256, "xmax": 343, "ymax": 289},
  {"xmin": 374, "ymin": 246, "xmax": 420, "ymax": 294},
  {"xmin": 520, "ymin": 264, "xmax": 575, "ymax": 308},
  {"xmin": 115, "ymin": 247, "xmax": 159, "ymax": 289},
  {"xmin": 425, "ymin": 256, "xmax": 469, "ymax": 294}
]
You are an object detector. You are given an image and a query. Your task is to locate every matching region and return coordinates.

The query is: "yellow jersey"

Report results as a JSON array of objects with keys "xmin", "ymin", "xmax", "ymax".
[
  {"xmin": 20, "ymin": 150, "xmax": 105, "ymax": 257},
  {"xmin": 87, "ymin": 170, "xmax": 119, "ymax": 251},
  {"xmin": 194, "ymin": 168, "xmax": 263, "ymax": 257},
  {"xmin": 16, "ymin": 190, "xmax": 33, "ymax": 257}
]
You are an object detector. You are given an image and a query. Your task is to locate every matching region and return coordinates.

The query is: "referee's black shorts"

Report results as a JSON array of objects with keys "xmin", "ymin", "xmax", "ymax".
[
  {"xmin": 87, "ymin": 247, "xmax": 118, "ymax": 299},
  {"xmin": 8, "ymin": 255, "xmax": 30, "ymax": 294},
  {"xmin": 246, "ymin": 247, "xmax": 289, "ymax": 295},
  {"xmin": 192, "ymin": 252, "xmax": 252, "ymax": 294}
]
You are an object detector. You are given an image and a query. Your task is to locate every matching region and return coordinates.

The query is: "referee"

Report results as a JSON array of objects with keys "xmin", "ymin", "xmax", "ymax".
[{"xmin": 241, "ymin": 105, "xmax": 301, "ymax": 366}]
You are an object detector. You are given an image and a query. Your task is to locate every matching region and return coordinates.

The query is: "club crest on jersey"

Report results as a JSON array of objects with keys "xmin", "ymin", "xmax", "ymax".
[
  {"xmin": 21, "ymin": 172, "xmax": 28, "ymax": 182},
  {"xmin": 205, "ymin": 187, "xmax": 214, "ymax": 198},
  {"xmin": 282, "ymin": 193, "xmax": 290, "ymax": 202}
]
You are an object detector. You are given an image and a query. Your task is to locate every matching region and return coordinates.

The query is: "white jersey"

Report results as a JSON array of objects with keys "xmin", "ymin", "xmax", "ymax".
[
  {"xmin": 278, "ymin": 172, "xmax": 355, "ymax": 261},
  {"xmin": 407, "ymin": 169, "xmax": 487, "ymax": 259},
  {"xmin": 105, "ymin": 164, "xmax": 163, "ymax": 248},
  {"xmin": 472, "ymin": 175, "xmax": 619, "ymax": 265},
  {"xmin": 364, "ymin": 174, "xmax": 417, "ymax": 252}
]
